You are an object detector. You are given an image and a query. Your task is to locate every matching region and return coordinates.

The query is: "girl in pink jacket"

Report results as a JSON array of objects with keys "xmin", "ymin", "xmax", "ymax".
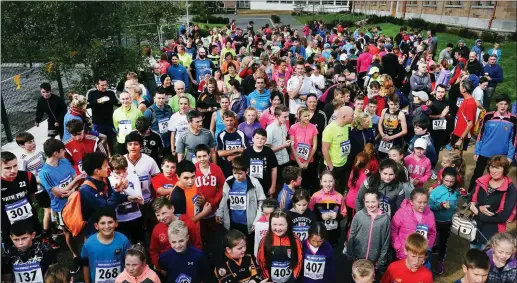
[
  {"xmin": 404, "ymin": 138, "xmax": 432, "ymax": 188},
  {"xmin": 391, "ymin": 188, "xmax": 437, "ymax": 260}
]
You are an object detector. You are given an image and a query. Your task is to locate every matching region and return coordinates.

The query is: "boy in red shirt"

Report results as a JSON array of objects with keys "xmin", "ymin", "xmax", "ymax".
[
  {"xmin": 149, "ymin": 196, "xmax": 211, "ymax": 273},
  {"xmin": 451, "ymin": 78, "xmax": 477, "ymax": 157},
  {"xmin": 151, "ymin": 155, "xmax": 179, "ymax": 197},
  {"xmin": 381, "ymin": 233, "xmax": 433, "ymax": 283}
]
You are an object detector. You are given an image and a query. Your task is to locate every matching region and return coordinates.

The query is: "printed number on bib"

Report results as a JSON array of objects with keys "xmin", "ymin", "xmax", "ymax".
[
  {"xmin": 271, "ymin": 262, "xmax": 291, "ymax": 283},
  {"xmin": 250, "ymin": 160, "xmax": 264, "ymax": 179},
  {"xmin": 13, "ymin": 263, "xmax": 43, "ymax": 283},
  {"xmin": 432, "ymin": 119, "xmax": 447, "ymax": 130},
  {"xmin": 6, "ymin": 198, "xmax": 33, "ymax": 224},
  {"xmin": 380, "ymin": 195, "xmax": 391, "ymax": 216},
  {"xmin": 293, "ymin": 225, "xmax": 309, "ymax": 241},
  {"xmin": 118, "ymin": 120, "xmax": 132, "ymax": 136},
  {"xmin": 229, "ymin": 191, "xmax": 247, "ymax": 211},
  {"xmin": 324, "ymin": 219, "xmax": 338, "ymax": 230},
  {"xmin": 225, "ymin": 140, "xmax": 242, "ymax": 151},
  {"xmin": 95, "ymin": 261, "xmax": 120, "ymax": 283},
  {"xmin": 416, "ymin": 224, "xmax": 429, "ymax": 239},
  {"xmin": 296, "ymin": 143, "xmax": 310, "ymax": 160},
  {"xmin": 158, "ymin": 118, "xmax": 169, "ymax": 134},
  {"xmin": 304, "ymin": 255, "xmax": 326, "ymax": 280},
  {"xmin": 175, "ymin": 273, "xmax": 192, "ymax": 283},
  {"xmin": 379, "ymin": 140, "xmax": 393, "ymax": 154},
  {"xmin": 456, "ymin": 98, "xmax": 464, "ymax": 108},
  {"xmin": 340, "ymin": 140, "xmax": 351, "ymax": 157}
]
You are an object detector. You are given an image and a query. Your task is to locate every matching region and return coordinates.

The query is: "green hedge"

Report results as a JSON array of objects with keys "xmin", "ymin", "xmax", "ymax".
[
  {"xmin": 192, "ymin": 15, "xmax": 230, "ymax": 25},
  {"xmin": 271, "ymin": 15, "xmax": 281, "ymax": 24}
]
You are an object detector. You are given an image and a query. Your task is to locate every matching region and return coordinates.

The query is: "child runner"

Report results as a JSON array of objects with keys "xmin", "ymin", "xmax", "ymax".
[
  {"xmin": 429, "ymin": 167, "xmax": 461, "ymax": 274},
  {"xmin": 1, "ymin": 220, "xmax": 56, "ymax": 283},
  {"xmin": 217, "ymin": 110, "xmax": 248, "ymax": 177},
  {"xmin": 453, "ymin": 248, "xmax": 490, "ymax": 283},
  {"xmin": 431, "ymin": 151, "xmax": 466, "ymax": 194},
  {"xmin": 355, "ymin": 159, "xmax": 405, "ymax": 218},
  {"xmin": 107, "ymin": 155, "xmax": 144, "ymax": 244},
  {"xmin": 309, "ymin": 171, "xmax": 346, "ymax": 247},
  {"xmin": 214, "ymin": 229, "xmax": 265, "ymax": 283},
  {"xmin": 351, "ymin": 259, "xmax": 375, "ymax": 283},
  {"xmin": 344, "ymin": 152, "xmax": 369, "ymax": 236},
  {"xmin": 255, "ymin": 198, "xmax": 279, "ymax": 257},
  {"xmin": 266, "ymin": 105, "xmax": 292, "ymax": 192},
  {"xmin": 288, "ymin": 189, "xmax": 317, "ymax": 243},
  {"xmin": 260, "ymin": 92, "xmax": 289, "ymax": 130},
  {"xmin": 391, "ymin": 188, "xmax": 437, "ymax": 260},
  {"xmin": 216, "ymin": 156, "xmax": 266, "ymax": 254},
  {"xmin": 158, "ymin": 220, "xmax": 210, "ymax": 283},
  {"xmin": 302, "ymin": 222, "xmax": 335, "ymax": 282},
  {"xmin": 151, "ymin": 155, "xmax": 179, "ymax": 197},
  {"xmin": 277, "ymin": 166, "xmax": 302, "ymax": 210},
  {"xmin": 114, "ymin": 243, "xmax": 161, "ymax": 283},
  {"xmin": 381, "ymin": 233, "xmax": 433, "ymax": 283},
  {"xmin": 44, "ymin": 264, "xmax": 71, "ymax": 283},
  {"xmin": 15, "ymin": 132, "xmax": 53, "ymax": 247},
  {"xmin": 346, "ymin": 189, "xmax": 390, "ymax": 274},
  {"xmin": 238, "ymin": 107, "xmax": 262, "ymax": 147},
  {"xmin": 485, "ymin": 232, "xmax": 517, "ymax": 283},
  {"xmin": 242, "ymin": 128, "xmax": 279, "ymax": 196},
  {"xmin": 257, "ymin": 209, "xmax": 303, "ymax": 283},
  {"xmin": 81, "ymin": 208, "xmax": 131, "ymax": 283},
  {"xmin": 404, "ymin": 138, "xmax": 432, "ymax": 189},
  {"xmin": 408, "ymin": 120, "xmax": 438, "ymax": 172}
]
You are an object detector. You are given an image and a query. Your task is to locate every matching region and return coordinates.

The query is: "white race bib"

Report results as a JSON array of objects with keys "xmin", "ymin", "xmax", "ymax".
[
  {"xmin": 379, "ymin": 140, "xmax": 393, "ymax": 154},
  {"xmin": 340, "ymin": 140, "xmax": 351, "ymax": 157},
  {"xmin": 380, "ymin": 195, "xmax": 391, "ymax": 216},
  {"xmin": 118, "ymin": 120, "xmax": 132, "ymax": 136},
  {"xmin": 94, "ymin": 261, "xmax": 121, "ymax": 283},
  {"xmin": 158, "ymin": 117, "xmax": 169, "ymax": 134},
  {"xmin": 456, "ymin": 98, "xmax": 464, "ymax": 108},
  {"xmin": 229, "ymin": 190, "xmax": 247, "ymax": 211},
  {"xmin": 416, "ymin": 224, "xmax": 429, "ymax": 239},
  {"xmin": 304, "ymin": 255, "xmax": 326, "ymax": 280},
  {"xmin": 296, "ymin": 143, "xmax": 310, "ymax": 160},
  {"xmin": 271, "ymin": 261, "xmax": 292, "ymax": 283},
  {"xmin": 78, "ymin": 161, "xmax": 84, "ymax": 173},
  {"xmin": 250, "ymin": 160, "xmax": 264, "ymax": 179},
  {"xmin": 225, "ymin": 140, "xmax": 242, "ymax": 151},
  {"xmin": 6, "ymin": 199, "xmax": 33, "ymax": 224},
  {"xmin": 13, "ymin": 263, "xmax": 43, "ymax": 283},
  {"xmin": 432, "ymin": 119, "xmax": 447, "ymax": 130},
  {"xmin": 324, "ymin": 218, "xmax": 338, "ymax": 230},
  {"xmin": 189, "ymin": 152, "xmax": 197, "ymax": 164},
  {"xmin": 293, "ymin": 225, "xmax": 309, "ymax": 241}
]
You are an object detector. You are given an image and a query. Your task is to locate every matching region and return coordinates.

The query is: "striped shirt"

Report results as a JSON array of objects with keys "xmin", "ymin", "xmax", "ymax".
[{"xmin": 18, "ymin": 151, "xmax": 45, "ymax": 192}]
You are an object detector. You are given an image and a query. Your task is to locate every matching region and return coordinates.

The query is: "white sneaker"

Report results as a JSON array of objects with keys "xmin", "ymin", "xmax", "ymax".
[
  {"xmin": 342, "ymin": 243, "xmax": 347, "ymax": 255},
  {"xmin": 431, "ymin": 171, "xmax": 437, "ymax": 180}
]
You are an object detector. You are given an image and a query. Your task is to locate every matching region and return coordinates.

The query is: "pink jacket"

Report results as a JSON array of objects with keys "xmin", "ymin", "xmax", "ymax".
[
  {"xmin": 391, "ymin": 199, "xmax": 437, "ymax": 259},
  {"xmin": 345, "ymin": 169, "xmax": 367, "ymax": 209},
  {"xmin": 356, "ymin": 52, "xmax": 373, "ymax": 74},
  {"xmin": 404, "ymin": 154, "xmax": 432, "ymax": 188},
  {"xmin": 115, "ymin": 265, "xmax": 161, "ymax": 283}
]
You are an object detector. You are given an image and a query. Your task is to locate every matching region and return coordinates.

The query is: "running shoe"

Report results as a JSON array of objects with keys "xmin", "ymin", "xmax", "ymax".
[
  {"xmin": 70, "ymin": 256, "xmax": 81, "ymax": 275},
  {"xmin": 434, "ymin": 261, "xmax": 444, "ymax": 275}
]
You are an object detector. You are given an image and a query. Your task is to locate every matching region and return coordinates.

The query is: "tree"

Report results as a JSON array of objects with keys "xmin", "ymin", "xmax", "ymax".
[
  {"xmin": 293, "ymin": 0, "xmax": 305, "ymax": 15},
  {"xmin": 1, "ymin": 1, "xmax": 182, "ymax": 91}
]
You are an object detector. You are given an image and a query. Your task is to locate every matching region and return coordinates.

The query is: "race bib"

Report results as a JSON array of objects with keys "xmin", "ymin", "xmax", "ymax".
[
  {"xmin": 296, "ymin": 143, "xmax": 310, "ymax": 160},
  {"xmin": 379, "ymin": 140, "xmax": 393, "ymax": 154},
  {"xmin": 293, "ymin": 225, "xmax": 309, "ymax": 241},
  {"xmin": 118, "ymin": 120, "xmax": 132, "ymax": 136},
  {"xmin": 379, "ymin": 195, "xmax": 391, "ymax": 216},
  {"xmin": 94, "ymin": 261, "xmax": 120, "ymax": 283},
  {"xmin": 192, "ymin": 194, "xmax": 201, "ymax": 216},
  {"xmin": 340, "ymin": 140, "xmax": 351, "ymax": 157},
  {"xmin": 229, "ymin": 190, "xmax": 247, "ymax": 211},
  {"xmin": 225, "ymin": 140, "xmax": 242, "ymax": 151},
  {"xmin": 13, "ymin": 263, "xmax": 43, "ymax": 283},
  {"xmin": 59, "ymin": 175, "xmax": 72, "ymax": 190},
  {"xmin": 78, "ymin": 161, "xmax": 84, "ymax": 173},
  {"xmin": 456, "ymin": 98, "xmax": 464, "ymax": 108},
  {"xmin": 250, "ymin": 160, "xmax": 263, "ymax": 179},
  {"xmin": 6, "ymin": 199, "xmax": 33, "ymax": 224},
  {"xmin": 158, "ymin": 117, "xmax": 169, "ymax": 134},
  {"xmin": 271, "ymin": 261, "xmax": 292, "ymax": 283},
  {"xmin": 52, "ymin": 210, "xmax": 65, "ymax": 226},
  {"xmin": 304, "ymin": 255, "xmax": 326, "ymax": 280},
  {"xmin": 416, "ymin": 224, "xmax": 429, "ymax": 239},
  {"xmin": 175, "ymin": 273, "xmax": 192, "ymax": 283},
  {"xmin": 432, "ymin": 119, "xmax": 447, "ymax": 130},
  {"xmin": 324, "ymin": 218, "xmax": 338, "ymax": 230}
]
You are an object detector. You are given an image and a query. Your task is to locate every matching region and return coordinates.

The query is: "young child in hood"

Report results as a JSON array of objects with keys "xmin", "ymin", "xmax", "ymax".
[
  {"xmin": 404, "ymin": 138, "xmax": 432, "ymax": 189},
  {"xmin": 391, "ymin": 188, "xmax": 437, "ymax": 260},
  {"xmin": 410, "ymin": 91, "xmax": 432, "ymax": 126},
  {"xmin": 408, "ymin": 120, "xmax": 437, "ymax": 168}
]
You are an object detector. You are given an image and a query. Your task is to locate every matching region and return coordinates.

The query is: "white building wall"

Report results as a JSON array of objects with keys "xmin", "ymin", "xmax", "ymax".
[{"xmin": 250, "ymin": 0, "xmax": 350, "ymax": 12}]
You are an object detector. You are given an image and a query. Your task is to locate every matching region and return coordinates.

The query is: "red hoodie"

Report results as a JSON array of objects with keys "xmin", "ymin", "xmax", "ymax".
[{"xmin": 195, "ymin": 162, "xmax": 225, "ymax": 217}]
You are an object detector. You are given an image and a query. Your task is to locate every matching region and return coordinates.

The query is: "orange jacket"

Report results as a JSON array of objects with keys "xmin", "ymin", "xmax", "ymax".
[{"xmin": 256, "ymin": 233, "xmax": 303, "ymax": 280}]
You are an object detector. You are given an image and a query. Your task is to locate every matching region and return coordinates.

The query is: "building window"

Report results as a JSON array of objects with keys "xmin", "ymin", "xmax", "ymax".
[
  {"xmin": 279, "ymin": 0, "xmax": 293, "ymax": 3},
  {"xmin": 473, "ymin": 1, "xmax": 495, "ymax": 8},
  {"xmin": 266, "ymin": 0, "xmax": 279, "ymax": 3},
  {"xmin": 335, "ymin": 0, "xmax": 348, "ymax": 5},
  {"xmin": 423, "ymin": 1, "xmax": 437, "ymax": 7},
  {"xmin": 445, "ymin": 1, "xmax": 462, "ymax": 7},
  {"xmin": 380, "ymin": 1, "xmax": 387, "ymax": 6},
  {"xmin": 322, "ymin": 0, "xmax": 334, "ymax": 5},
  {"xmin": 407, "ymin": 1, "xmax": 418, "ymax": 7}
]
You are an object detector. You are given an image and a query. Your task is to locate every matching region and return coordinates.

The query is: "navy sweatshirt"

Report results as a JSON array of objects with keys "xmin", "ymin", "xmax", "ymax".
[
  {"xmin": 158, "ymin": 245, "xmax": 210, "ymax": 283},
  {"xmin": 301, "ymin": 239, "xmax": 335, "ymax": 283}
]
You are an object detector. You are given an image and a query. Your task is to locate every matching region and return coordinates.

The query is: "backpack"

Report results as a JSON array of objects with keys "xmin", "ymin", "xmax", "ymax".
[{"xmin": 62, "ymin": 179, "xmax": 107, "ymax": 237}]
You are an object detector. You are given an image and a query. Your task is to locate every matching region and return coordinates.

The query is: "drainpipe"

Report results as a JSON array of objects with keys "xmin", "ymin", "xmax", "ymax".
[
  {"xmin": 402, "ymin": 0, "xmax": 407, "ymax": 19},
  {"xmin": 395, "ymin": 0, "xmax": 400, "ymax": 18},
  {"xmin": 488, "ymin": 1, "xmax": 498, "ymax": 30}
]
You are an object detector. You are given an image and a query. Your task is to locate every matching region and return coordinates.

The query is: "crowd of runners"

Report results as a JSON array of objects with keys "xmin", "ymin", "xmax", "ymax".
[{"xmin": 1, "ymin": 18, "xmax": 516, "ymax": 283}]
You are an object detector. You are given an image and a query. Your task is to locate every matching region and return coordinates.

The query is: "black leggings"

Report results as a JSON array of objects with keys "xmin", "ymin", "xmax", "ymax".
[
  {"xmin": 468, "ymin": 155, "xmax": 489, "ymax": 194},
  {"xmin": 436, "ymin": 222, "xmax": 452, "ymax": 262}
]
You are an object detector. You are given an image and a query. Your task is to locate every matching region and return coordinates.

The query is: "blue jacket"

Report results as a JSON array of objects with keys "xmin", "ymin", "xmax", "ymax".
[
  {"xmin": 429, "ymin": 185, "xmax": 460, "ymax": 222},
  {"xmin": 302, "ymin": 239, "xmax": 335, "ymax": 283},
  {"xmin": 79, "ymin": 176, "xmax": 128, "ymax": 236},
  {"xmin": 246, "ymin": 89, "xmax": 271, "ymax": 112},
  {"xmin": 472, "ymin": 39, "xmax": 483, "ymax": 62},
  {"xmin": 483, "ymin": 63, "xmax": 504, "ymax": 88},
  {"xmin": 167, "ymin": 64, "xmax": 189, "ymax": 86},
  {"xmin": 144, "ymin": 104, "xmax": 173, "ymax": 147},
  {"xmin": 230, "ymin": 95, "xmax": 247, "ymax": 122},
  {"xmin": 474, "ymin": 112, "xmax": 517, "ymax": 160},
  {"xmin": 290, "ymin": 46, "xmax": 306, "ymax": 59},
  {"xmin": 408, "ymin": 133, "xmax": 437, "ymax": 166}
]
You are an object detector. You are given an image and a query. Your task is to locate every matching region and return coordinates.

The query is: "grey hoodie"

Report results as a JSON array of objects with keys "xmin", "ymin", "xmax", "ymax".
[
  {"xmin": 346, "ymin": 208, "xmax": 391, "ymax": 268},
  {"xmin": 355, "ymin": 178, "xmax": 405, "ymax": 217}
]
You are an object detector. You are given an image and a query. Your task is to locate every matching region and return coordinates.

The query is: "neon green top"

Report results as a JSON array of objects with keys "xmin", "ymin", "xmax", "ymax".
[
  {"xmin": 322, "ymin": 123, "xmax": 351, "ymax": 167},
  {"xmin": 168, "ymin": 93, "xmax": 196, "ymax": 113},
  {"xmin": 113, "ymin": 105, "xmax": 143, "ymax": 143}
]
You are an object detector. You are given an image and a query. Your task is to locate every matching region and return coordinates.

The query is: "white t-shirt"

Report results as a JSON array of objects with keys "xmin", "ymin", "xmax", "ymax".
[
  {"xmin": 109, "ymin": 172, "xmax": 142, "ymax": 222},
  {"xmin": 310, "ymin": 74, "xmax": 325, "ymax": 97},
  {"xmin": 124, "ymin": 153, "xmax": 160, "ymax": 203},
  {"xmin": 287, "ymin": 76, "xmax": 316, "ymax": 114},
  {"xmin": 472, "ymin": 86, "xmax": 484, "ymax": 121},
  {"xmin": 254, "ymin": 218, "xmax": 270, "ymax": 257},
  {"xmin": 266, "ymin": 122, "xmax": 289, "ymax": 165},
  {"xmin": 168, "ymin": 112, "xmax": 189, "ymax": 137}
]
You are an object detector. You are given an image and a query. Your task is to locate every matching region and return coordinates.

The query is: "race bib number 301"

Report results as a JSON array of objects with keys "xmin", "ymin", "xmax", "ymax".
[
  {"xmin": 13, "ymin": 263, "xmax": 43, "ymax": 283},
  {"xmin": 95, "ymin": 261, "xmax": 120, "ymax": 283},
  {"xmin": 6, "ymin": 198, "xmax": 33, "ymax": 224}
]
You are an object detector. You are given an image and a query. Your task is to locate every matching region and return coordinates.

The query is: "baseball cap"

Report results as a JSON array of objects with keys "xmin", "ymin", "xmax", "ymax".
[
  {"xmin": 368, "ymin": 66, "xmax": 380, "ymax": 75},
  {"xmin": 412, "ymin": 91, "xmax": 429, "ymax": 102},
  {"xmin": 385, "ymin": 44, "xmax": 393, "ymax": 52},
  {"xmin": 339, "ymin": 53, "xmax": 348, "ymax": 61},
  {"xmin": 414, "ymin": 138, "xmax": 427, "ymax": 150}
]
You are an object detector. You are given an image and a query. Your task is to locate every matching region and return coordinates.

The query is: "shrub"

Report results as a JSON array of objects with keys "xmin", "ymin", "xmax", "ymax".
[
  {"xmin": 481, "ymin": 31, "xmax": 499, "ymax": 43},
  {"xmin": 271, "ymin": 15, "xmax": 281, "ymax": 24},
  {"xmin": 458, "ymin": 28, "xmax": 477, "ymax": 39}
]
